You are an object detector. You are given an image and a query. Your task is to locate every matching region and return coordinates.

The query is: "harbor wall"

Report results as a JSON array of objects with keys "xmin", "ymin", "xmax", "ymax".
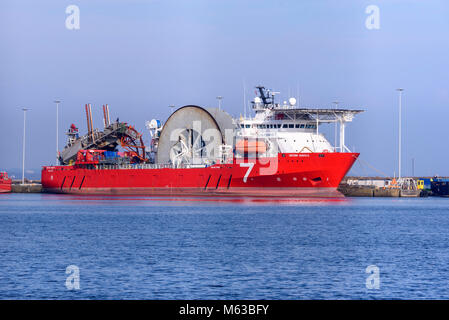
[
  {"xmin": 11, "ymin": 181, "xmax": 42, "ymax": 193},
  {"xmin": 339, "ymin": 176, "xmax": 421, "ymax": 197}
]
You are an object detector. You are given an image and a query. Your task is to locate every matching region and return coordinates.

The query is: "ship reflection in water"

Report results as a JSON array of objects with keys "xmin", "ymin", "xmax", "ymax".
[{"xmin": 40, "ymin": 193, "xmax": 350, "ymax": 206}]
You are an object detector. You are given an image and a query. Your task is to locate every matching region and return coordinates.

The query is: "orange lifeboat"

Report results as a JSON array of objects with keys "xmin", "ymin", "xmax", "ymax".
[{"xmin": 236, "ymin": 139, "xmax": 267, "ymax": 154}]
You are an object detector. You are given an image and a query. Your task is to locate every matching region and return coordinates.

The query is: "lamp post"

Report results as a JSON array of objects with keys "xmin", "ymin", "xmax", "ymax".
[
  {"xmin": 397, "ymin": 88, "xmax": 404, "ymax": 180},
  {"xmin": 333, "ymin": 101, "xmax": 339, "ymax": 152},
  {"xmin": 21, "ymin": 108, "xmax": 30, "ymax": 184},
  {"xmin": 54, "ymin": 100, "xmax": 61, "ymax": 164},
  {"xmin": 216, "ymin": 96, "xmax": 223, "ymax": 110},
  {"xmin": 168, "ymin": 105, "xmax": 175, "ymax": 114}
]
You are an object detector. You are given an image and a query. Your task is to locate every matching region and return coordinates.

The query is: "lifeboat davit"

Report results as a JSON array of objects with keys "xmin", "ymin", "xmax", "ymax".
[{"xmin": 235, "ymin": 139, "xmax": 267, "ymax": 154}]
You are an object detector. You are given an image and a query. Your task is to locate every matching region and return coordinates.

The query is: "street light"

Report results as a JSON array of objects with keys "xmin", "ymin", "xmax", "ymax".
[
  {"xmin": 333, "ymin": 101, "xmax": 339, "ymax": 152},
  {"xmin": 168, "ymin": 105, "xmax": 175, "ymax": 114},
  {"xmin": 396, "ymin": 88, "xmax": 404, "ymax": 180},
  {"xmin": 216, "ymin": 96, "xmax": 223, "ymax": 110},
  {"xmin": 54, "ymin": 100, "xmax": 61, "ymax": 164},
  {"xmin": 21, "ymin": 108, "xmax": 30, "ymax": 184}
]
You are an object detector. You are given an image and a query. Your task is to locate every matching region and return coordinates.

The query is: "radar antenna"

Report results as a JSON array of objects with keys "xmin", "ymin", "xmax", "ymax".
[{"xmin": 255, "ymin": 86, "xmax": 270, "ymax": 105}]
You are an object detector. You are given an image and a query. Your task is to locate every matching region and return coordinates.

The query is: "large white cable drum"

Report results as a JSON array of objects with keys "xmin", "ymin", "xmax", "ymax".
[{"xmin": 156, "ymin": 105, "xmax": 234, "ymax": 166}]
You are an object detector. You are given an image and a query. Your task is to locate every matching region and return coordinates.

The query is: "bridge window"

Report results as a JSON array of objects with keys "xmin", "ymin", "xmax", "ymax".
[
  {"xmin": 300, "ymin": 124, "xmax": 305, "ymax": 128},
  {"xmin": 282, "ymin": 124, "xmax": 288, "ymax": 128},
  {"xmin": 289, "ymin": 124, "xmax": 294, "ymax": 128}
]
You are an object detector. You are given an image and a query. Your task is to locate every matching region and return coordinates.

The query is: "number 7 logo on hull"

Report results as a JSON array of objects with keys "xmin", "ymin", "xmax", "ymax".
[{"xmin": 239, "ymin": 162, "xmax": 255, "ymax": 183}]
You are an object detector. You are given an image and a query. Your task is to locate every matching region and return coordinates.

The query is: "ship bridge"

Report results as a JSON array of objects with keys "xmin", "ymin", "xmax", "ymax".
[{"xmin": 237, "ymin": 86, "xmax": 364, "ymax": 153}]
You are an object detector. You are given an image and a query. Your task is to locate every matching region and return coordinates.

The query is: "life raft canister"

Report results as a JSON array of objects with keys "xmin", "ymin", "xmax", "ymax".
[{"xmin": 235, "ymin": 139, "xmax": 267, "ymax": 154}]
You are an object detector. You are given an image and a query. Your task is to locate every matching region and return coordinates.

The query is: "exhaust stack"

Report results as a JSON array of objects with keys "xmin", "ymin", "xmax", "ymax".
[
  {"xmin": 85, "ymin": 103, "xmax": 95, "ymax": 143},
  {"xmin": 102, "ymin": 104, "xmax": 111, "ymax": 128}
]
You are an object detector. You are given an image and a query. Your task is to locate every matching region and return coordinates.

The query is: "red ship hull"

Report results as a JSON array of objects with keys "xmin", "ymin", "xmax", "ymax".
[
  {"xmin": 0, "ymin": 179, "xmax": 12, "ymax": 193},
  {"xmin": 41, "ymin": 153, "xmax": 358, "ymax": 197},
  {"xmin": 0, "ymin": 185, "xmax": 11, "ymax": 193}
]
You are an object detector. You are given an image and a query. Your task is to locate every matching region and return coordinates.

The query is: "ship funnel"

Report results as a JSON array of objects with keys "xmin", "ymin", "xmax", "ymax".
[
  {"xmin": 102, "ymin": 104, "xmax": 111, "ymax": 128},
  {"xmin": 85, "ymin": 103, "xmax": 95, "ymax": 143}
]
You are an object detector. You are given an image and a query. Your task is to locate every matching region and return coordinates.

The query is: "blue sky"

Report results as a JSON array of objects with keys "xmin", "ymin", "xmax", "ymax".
[{"xmin": 1, "ymin": 0, "xmax": 448, "ymax": 177}]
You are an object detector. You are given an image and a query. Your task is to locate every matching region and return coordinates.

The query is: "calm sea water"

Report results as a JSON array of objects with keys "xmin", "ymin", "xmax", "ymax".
[{"xmin": 1, "ymin": 193, "xmax": 449, "ymax": 300}]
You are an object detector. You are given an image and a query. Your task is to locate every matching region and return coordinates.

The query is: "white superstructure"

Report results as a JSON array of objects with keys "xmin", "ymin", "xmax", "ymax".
[{"xmin": 236, "ymin": 86, "xmax": 363, "ymax": 154}]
